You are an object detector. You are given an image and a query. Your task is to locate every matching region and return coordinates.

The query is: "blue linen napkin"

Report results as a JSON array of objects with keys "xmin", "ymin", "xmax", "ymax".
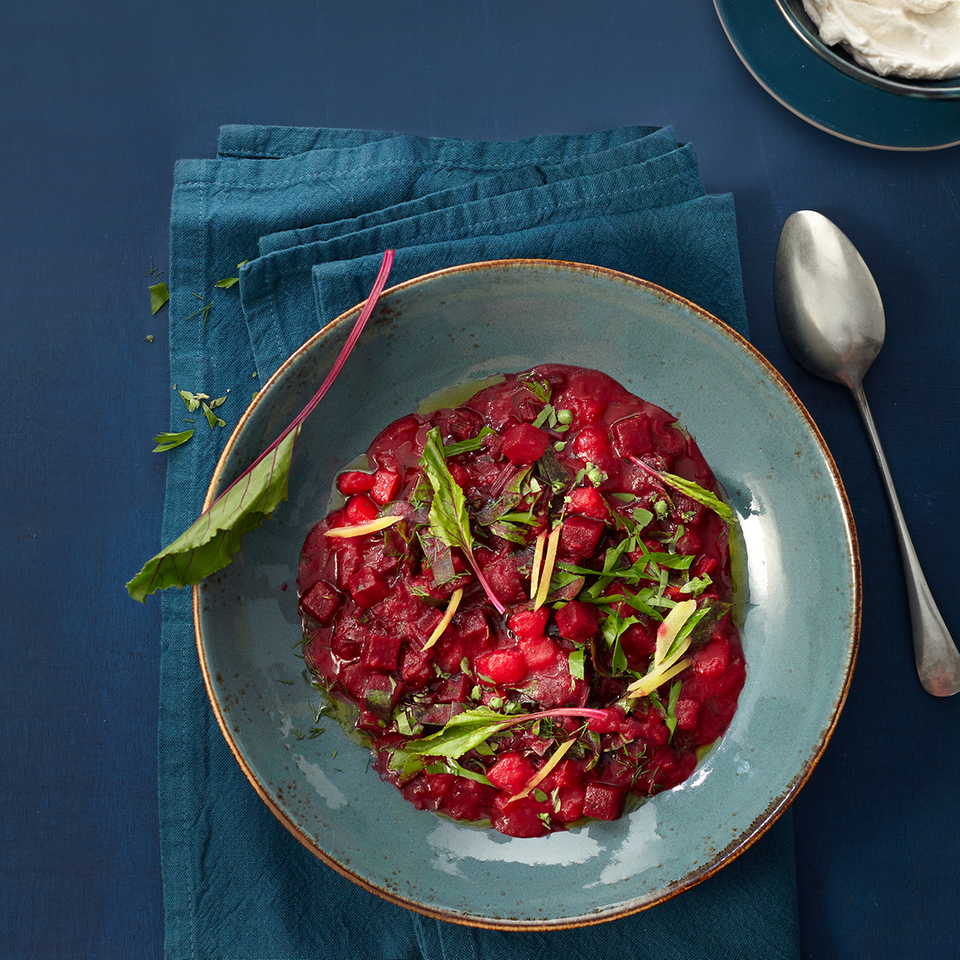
[{"xmin": 159, "ymin": 124, "xmax": 800, "ymax": 960}]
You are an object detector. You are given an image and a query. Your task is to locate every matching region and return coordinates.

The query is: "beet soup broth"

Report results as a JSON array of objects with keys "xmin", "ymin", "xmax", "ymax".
[{"xmin": 296, "ymin": 365, "xmax": 746, "ymax": 838}]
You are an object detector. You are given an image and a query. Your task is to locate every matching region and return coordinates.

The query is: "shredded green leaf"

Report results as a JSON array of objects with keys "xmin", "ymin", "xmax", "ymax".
[
  {"xmin": 149, "ymin": 282, "xmax": 170, "ymax": 315},
  {"xmin": 152, "ymin": 429, "xmax": 194, "ymax": 453}
]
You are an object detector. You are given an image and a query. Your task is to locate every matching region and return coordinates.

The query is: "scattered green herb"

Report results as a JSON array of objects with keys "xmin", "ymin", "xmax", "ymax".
[
  {"xmin": 149, "ymin": 282, "xmax": 170, "ymax": 315},
  {"xmin": 215, "ymin": 261, "xmax": 249, "ymax": 289},
  {"xmin": 152, "ymin": 429, "xmax": 194, "ymax": 453},
  {"xmin": 126, "ymin": 250, "xmax": 395, "ymax": 602}
]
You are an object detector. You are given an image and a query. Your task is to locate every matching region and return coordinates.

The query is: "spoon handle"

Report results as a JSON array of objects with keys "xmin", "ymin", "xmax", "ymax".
[{"xmin": 851, "ymin": 383, "xmax": 960, "ymax": 696}]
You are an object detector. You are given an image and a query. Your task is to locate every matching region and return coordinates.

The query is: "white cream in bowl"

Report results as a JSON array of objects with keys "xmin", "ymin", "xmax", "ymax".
[{"xmin": 801, "ymin": 0, "xmax": 960, "ymax": 80}]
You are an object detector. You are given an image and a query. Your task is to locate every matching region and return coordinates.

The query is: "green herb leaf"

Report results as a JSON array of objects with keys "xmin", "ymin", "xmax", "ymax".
[
  {"xmin": 177, "ymin": 388, "xmax": 208, "ymax": 412},
  {"xmin": 214, "ymin": 260, "xmax": 249, "ymax": 288},
  {"xmin": 151, "ymin": 429, "xmax": 194, "ymax": 453},
  {"xmin": 126, "ymin": 251, "xmax": 395, "ymax": 602},
  {"xmin": 149, "ymin": 282, "xmax": 169, "ymax": 315},
  {"xmin": 630, "ymin": 457, "xmax": 734, "ymax": 521},
  {"xmin": 201, "ymin": 401, "xmax": 225, "ymax": 429},
  {"xmin": 420, "ymin": 428, "xmax": 505, "ymax": 613},
  {"xmin": 568, "ymin": 646, "xmax": 585, "ymax": 681},
  {"xmin": 665, "ymin": 679, "xmax": 682, "ymax": 740},
  {"xmin": 442, "ymin": 426, "xmax": 495, "ymax": 457}
]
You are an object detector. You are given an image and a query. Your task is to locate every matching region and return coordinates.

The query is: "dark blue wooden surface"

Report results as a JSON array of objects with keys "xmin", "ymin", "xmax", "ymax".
[{"xmin": 3, "ymin": 3, "xmax": 958, "ymax": 958}]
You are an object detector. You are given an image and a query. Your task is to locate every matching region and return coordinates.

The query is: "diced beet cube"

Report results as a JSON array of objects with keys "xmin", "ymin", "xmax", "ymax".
[
  {"xmin": 361, "ymin": 633, "xmax": 402, "ymax": 671},
  {"xmin": 694, "ymin": 637, "xmax": 731, "ymax": 679},
  {"xmin": 361, "ymin": 673, "xmax": 403, "ymax": 722},
  {"xmin": 486, "ymin": 751, "xmax": 537, "ymax": 793},
  {"xmin": 480, "ymin": 554, "xmax": 527, "ymax": 605},
  {"xmin": 448, "ymin": 461, "xmax": 470, "ymax": 489},
  {"xmin": 610, "ymin": 413, "xmax": 654, "ymax": 458},
  {"xmin": 300, "ymin": 579, "xmax": 341, "ymax": 625},
  {"xmin": 434, "ymin": 637, "xmax": 468, "ymax": 676},
  {"xmin": 572, "ymin": 425, "xmax": 611, "ymax": 464},
  {"xmin": 367, "ymin": 414, "xmax": 421, "ymax": 473},
  {"xmin": 558, "ymin": 370, "xmax": 612, "ymax": 424},
  {"xmin": 401, "ymin": 772, "xmax": 454, "ymax": 811},
  {"xmin": 619, "ymin": 620, "xmax": 656, "ymax": 668},
  {"xmin": 651, "ymin": 417, "xmax": 686, "ymax": 457},
  {"xmin": 400, "ymin": 644, "xmax": 434, "ymax": 685},
  {"xmin": 518, "ymin": 634, "xmax": 559, "ymax": 670},
  {"xmin": 675, "ymin": 697, "xmax": 701, "ymax": 731},
  {"xmin": 675, "ymin": 527, "xmax": 703, "ymax": 556},
  {"xmin": 583, "ymin": 782, "xmax": 626, "ymax": 821},
  {"xmin": 441, "ymin": 776, "xmax": 494, "ymax": 822},
  {"xmin": 436, "ymin": 673, "xmax": 472, "ymax": 703},
  {"xmin": 370, "ymin": 468, "xmax": 401, "ymax": 505},
  {"xmin": 554, "ymin": 600, "xmax": 598, "ymax": 643},
  {"xmin": 508, "ymin": 607, "xmax": 550, "ymax": 641},
  {"xmin": 417, "ymin": 702, "xmax": 465, "ymax": 726},
  {"xmin": 522, "ymin": 656, "xmax": 585, "ymax": 709},
  {"xmin": 491, "ymin": 803, "xmax": 549, "ymax": 838},
  {"xmin": 538, "ymin": 758, "xmax": 581, "ymax": 792},
  {"xmin": 692, "ymin": 555, "xmax": 719, "ymax": 579},
  {"xmin": 555, "ymin": 785, "xmax": 586, "ymax": 822},
  {"xmin": 476, "ymin": 648, "xmax": 528, "ymax": 685},
  {"xmin": 345, "ymin": 494, "xmax": 379, "ymax": 525},
  {"xmin": 337, "ymin": 470, "xmax": 376, "ymax": 495},
  {"xmin": 566, "ymin": 485, "xmax": 609, "ymax": 520},
  {"xmin": 501, "ymin": 423, "xmax": 550, "ymax": 464},
  {"xmin": 454, "ymin": 609, "xmax": 491, "ymax": 653},
  {"xmin": 557, "ymin": 516, "xmax": 604, "ymax": 562},
  {"xmin": 345, "ymin": 567, "xmax": 390, "ymax": 609}
]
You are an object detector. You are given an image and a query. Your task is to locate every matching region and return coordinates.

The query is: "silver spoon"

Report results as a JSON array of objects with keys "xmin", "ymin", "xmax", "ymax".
[{"xmin": 774, "ymin": 209, "xmax": 960, "ymax": 697}]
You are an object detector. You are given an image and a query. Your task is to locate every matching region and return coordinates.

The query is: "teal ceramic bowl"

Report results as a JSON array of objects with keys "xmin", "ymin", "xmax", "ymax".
[{"xmin": 195, "ymin": 260, "xmax": 859, "ymax": 927}]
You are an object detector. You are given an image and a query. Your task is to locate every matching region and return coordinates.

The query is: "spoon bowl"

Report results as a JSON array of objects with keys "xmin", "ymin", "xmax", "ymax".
[
  {"xmin": 775, "ymin": 211, "xmax": 884, "ymax": 389},
  {"xmin": 775, "ymin": 210, "xmax": 960, "ymax": 697}
]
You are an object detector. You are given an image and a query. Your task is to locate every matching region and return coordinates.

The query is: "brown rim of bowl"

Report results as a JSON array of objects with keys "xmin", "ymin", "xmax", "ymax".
[{"xmin": 192, "ymin": 258, "xmax": 861, "ymax": 928}]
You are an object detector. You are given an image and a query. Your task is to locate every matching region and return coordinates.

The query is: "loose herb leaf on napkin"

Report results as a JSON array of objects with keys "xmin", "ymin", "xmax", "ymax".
[
  {"xmin": 149, "ymin": 282, "xmax": 170, "ymax": 314},
  {"xmin": 126, "ymin": 250, "xmax": 395, "ymax": 602}
]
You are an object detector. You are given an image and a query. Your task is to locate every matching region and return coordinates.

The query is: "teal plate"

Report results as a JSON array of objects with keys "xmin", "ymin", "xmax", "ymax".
[
  {"xmin": 195, "ymin": 260, "xmax": 859, "ymax": 928},
  {"xmin": 715, "ymin": 0, "xmax": 960, "ymax": 150}
]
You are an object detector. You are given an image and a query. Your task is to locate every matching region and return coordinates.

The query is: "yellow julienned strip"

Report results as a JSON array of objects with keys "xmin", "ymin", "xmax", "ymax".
[
  {"xmin": 510, "ymin": 737, "xmax": 577, "ymax": 802},
  {"xmin": 324, "ymin": 515, "xmax": 403, "ymax": 538},
  {"xmin": 626, "ymin": 655, "xmax": 693, "ymax": 700},
  {"xmin": 654, "ymin": 598, "xmax": 697, "ymax": 666},
  {"xmin": 422, "ymin": 588, "xmax": 463, "ymax": 651},
  {"xmin": 532, "ymin": 524, "xmax": 562, "ymax": 610},
  {"xmin": 529, "ymin": 530, "xmax": 547, "ymax": 600}
]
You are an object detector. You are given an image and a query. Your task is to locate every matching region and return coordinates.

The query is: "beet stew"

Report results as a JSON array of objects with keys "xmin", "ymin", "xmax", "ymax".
[{"xmin": 297, "ymin": 365, "xmax": 746, "ymax": 837}]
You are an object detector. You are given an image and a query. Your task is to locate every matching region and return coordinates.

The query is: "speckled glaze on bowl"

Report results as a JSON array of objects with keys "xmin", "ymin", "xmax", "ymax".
[
  {"xmin": 194, "ymin": 260, "xmax": 859, "ymax": 928},
  {"xmin": 775, "ymin": 0, "xmax": 960, "ymax": 99}
]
